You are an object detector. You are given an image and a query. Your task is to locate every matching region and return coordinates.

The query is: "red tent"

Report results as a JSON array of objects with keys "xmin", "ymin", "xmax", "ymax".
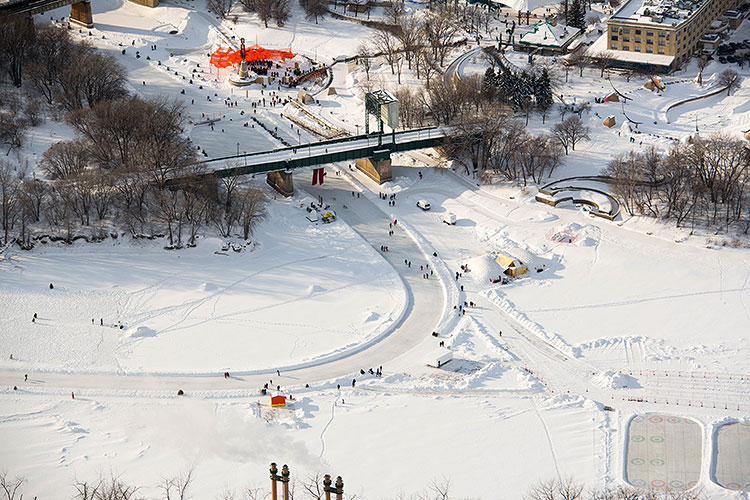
[{"xmin": 209, "ymin": 45, "xmax": 294, "ymax": 68}]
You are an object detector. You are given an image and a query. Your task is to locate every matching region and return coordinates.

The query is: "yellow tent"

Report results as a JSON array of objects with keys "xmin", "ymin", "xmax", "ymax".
[
  {"xmin": 603, "ymin": 116, "xmax": 616, "ymax": 128},
  {"xmin": 495, "ymin": 253, "xmax": 528, "ymax": 278}
]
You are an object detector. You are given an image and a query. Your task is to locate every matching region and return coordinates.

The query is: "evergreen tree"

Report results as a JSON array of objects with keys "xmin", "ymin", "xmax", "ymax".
[
  {"xmin": 535, "ymin": 68, "xmax": 554, "ymax": 122},
  {"xmin": 569, "ymin": 0, "xmax": 586, "ymax": 29},
  {"xmin": 483, "ymin": 66, "xmax": 498, "ymax": 100}
]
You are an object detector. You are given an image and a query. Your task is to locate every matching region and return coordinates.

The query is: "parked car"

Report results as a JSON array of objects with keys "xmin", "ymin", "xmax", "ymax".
[
  {"xmin": 728, "ymin": 55, "xmax": 737, "ymax": 63},
  {"xmin": 719, "ymin": 56, "xmax": 728, "ymax": 63},
  {"xmin": 442, "ymin": 212, "xmax": 456, "ymax": 225},
  {"xmin": 416, "ymin": 200, "xmax": 431, "ymax": 211}
]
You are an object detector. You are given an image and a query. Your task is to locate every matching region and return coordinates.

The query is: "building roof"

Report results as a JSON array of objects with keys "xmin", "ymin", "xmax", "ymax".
[
  {"xmin": 586, "ymin": 32, "xmax": 676, "ymax": 66},
  {"xmin": 610, "ymin": 0, "xmax": 710, "ymax": 27},
  {"xmin": 518, "ymin": 21, "xmax": 581, "ymax": 48},
  {"xmin": 495, "ymin": 253, "xmax": 527, "ymax": 269}
]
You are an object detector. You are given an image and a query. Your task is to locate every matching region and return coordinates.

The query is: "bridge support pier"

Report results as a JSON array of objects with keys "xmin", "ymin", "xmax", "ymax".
[
  {"xmin": 355, "ymin": 156, "xmax": 392, "ymax": 185},
  {"xmin": 69, "ymin": 0, "xmax": 93, "ymax": 28},
  {"xmin": 267, "ymin": 170, "xmax": 294, "ymax": 197}
]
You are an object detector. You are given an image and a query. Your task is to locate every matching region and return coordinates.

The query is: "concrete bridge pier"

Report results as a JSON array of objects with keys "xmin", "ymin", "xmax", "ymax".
[
  {"xmin": 69, "ymin": 0, "xmax": 93, "ymax": 28},
  {"xmin": 267, "ymin": 170, "xmax": 294, "ymax": 197},
  {"xmin": 355, "ymin": 149, "xmax": 392, "ymax": 184}
]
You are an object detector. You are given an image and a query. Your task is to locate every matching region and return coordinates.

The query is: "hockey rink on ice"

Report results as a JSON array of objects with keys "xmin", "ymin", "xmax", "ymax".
[
  {"xmin": 625, "ymin": 414, "xmax": 702, "ymax": 491},
  {"xmin": 714, "ymin": 422, "xmax": 750, "ymax": 491}
]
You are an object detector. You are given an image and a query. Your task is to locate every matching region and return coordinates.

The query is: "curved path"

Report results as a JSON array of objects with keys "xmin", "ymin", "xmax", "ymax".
[{"xmin": 0, "ymin": 173, "xmax": 443, "ymax": 393}]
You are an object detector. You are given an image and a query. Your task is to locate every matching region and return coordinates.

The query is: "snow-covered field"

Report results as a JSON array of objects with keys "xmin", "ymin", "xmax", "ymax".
[{"xmin": 2, "ymin": 0, "xmax": 750, "ymax": 498}]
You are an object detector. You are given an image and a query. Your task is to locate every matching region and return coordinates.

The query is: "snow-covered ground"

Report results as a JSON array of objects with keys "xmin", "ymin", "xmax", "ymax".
[{"xmin": 2, "ymin": 0, "xmax": 750, "ymax": 498}]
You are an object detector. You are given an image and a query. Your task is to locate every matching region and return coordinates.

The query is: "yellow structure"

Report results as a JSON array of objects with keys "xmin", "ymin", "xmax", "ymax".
[
  {"xmin": 495, "ymin": 254, "xmax": 529, "ymax": 278},
  {"xmin": 603, "ymin": 116, "xmax": 617, "ymax": 127},
  {"xmin": 606, "ymin": 0, "xmax": 742, "ymax": 69}
]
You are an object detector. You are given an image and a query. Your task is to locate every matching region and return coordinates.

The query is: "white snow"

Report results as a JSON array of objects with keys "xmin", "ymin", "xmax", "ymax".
[{"xmin": 1, "ymin": 1, "xmax": 750, "ymax": 498}]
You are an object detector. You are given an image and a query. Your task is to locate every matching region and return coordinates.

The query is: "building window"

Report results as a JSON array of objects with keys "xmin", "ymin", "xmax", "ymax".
[
  {"xmin": 658, "ymin": 48, "xmax": 665, "ymax": 54},
  {"xmin": 666, "ymin": 34, "xmax": 670, "ymax": 40},
  {"xmin": 624, "ymin": 36, "xmax": 630, "ymax": 42},
  {"xmin": 646, "ymin": 47, "xmax": 653, "ymax": 53},
  {"xmin": 658, "ymin": 40, "xmax": 665, "ymax": 45},
  {"xmin": 646, "ymin": 39, "xmax": 653, "ymax": 44},
  {"xmin": 611, "ymin": 44, "xmax": 618, "ymax": 49},
  {"xmin": 611, "ymin": 35, "xmax": 619, "ymax": 40},
  {"xmin": 635, "ymin": 29, "xmax": 642, "ymax": 34},
  {"xmin": 623, "ymin": 45, "xmax": 630, "ymax": 50},
  {"xmin": 659, "ymin": 31, "xmax": 666, "ymax": 37},
  {"xmin": 623, "ymin": 28, "xmax": 630, "ymax": 34},
  {"xmin": 635, "ymin": 46, "xmax": 641, "ymax": 51},
  {"xmin": 635, "ymin": 37, "xmax": 641, "ymax": 43},
  {"xmin": 646, "ymin": 31, "xmax": 654, "ymax": 36}
]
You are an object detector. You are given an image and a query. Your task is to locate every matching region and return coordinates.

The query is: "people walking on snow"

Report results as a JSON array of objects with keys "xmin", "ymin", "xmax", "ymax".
[
  {"xmin": 277, "ymin": 369, "xmax": 280, "ymax": 376},
  {"xmin": 352, "ymin": 379, "xmax": 356, "ymax": 387},
  {"xmin": 24, "ymin": 374, "xmax": 27, "ymax": 382}
]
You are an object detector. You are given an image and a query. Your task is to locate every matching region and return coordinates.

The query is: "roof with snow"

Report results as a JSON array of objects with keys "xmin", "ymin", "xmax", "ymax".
[
  {"xmin": 518, "ymin": 21, "xmax": 582, "ymax": 49},
  {"xmin": 585, "ymin": 33, "xmax": 675, "ymax": 67}
]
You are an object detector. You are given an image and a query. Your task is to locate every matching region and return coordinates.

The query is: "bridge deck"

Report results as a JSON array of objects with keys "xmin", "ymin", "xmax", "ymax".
[{"xmin": 199, "ymin": 127, "xmax": 449, "ymax": 178}]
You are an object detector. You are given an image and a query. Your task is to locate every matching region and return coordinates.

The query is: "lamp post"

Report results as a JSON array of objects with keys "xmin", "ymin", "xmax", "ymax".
[{"xmin": 236, "ymin": 142, "xmax": 240, "ymax": 156}]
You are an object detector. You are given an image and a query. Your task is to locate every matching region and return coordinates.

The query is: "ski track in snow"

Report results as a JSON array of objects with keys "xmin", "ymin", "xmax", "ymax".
[{"xmin": 319, "ymin": 391, "xmax": 339, "ymax": 458}]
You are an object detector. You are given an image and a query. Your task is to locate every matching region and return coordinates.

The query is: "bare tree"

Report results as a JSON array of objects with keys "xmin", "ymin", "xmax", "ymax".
[
  {"xmin": 0, "ymin": 17, "xmax": 34, "ymax": 87},
  {"xmin": 717, "ymin": 68, "xmax": 739, "ymax": 95},
  {"xmin": 300, "ymin": 472, "xmax": 325, "ymax": 500},
  {"xmin": 696, "ymin": 55, "xmax": 709, "ymax": 86},
  {"xmin": 207, "ymin": 0, "xmax": 234, "ymax": 18},
  {"xmin": 235, "ymin": 186, "xmax": 267, "ymax": 240},
  {"xmin": 0, "ymin": 471, "xmax": 25, "ymax": 500},
  {"xmin": 591, "ymin": 51, "xmax": 615, "ymax": 77},
  {"xmin": 40, "ymin": 140, "xmax": 90, "ymax": 179},
  {"xmin": 552, "ymin": 115, "xmax": 590, "ymax": 154},
  {"xmin": 425, "ymin": 7, "xmax": 459, "ymax": 67},
  {"xmin": 356, "ymin": 43, "xmax": 372, "ymax": 81},
  {"xmin": 73, "ymin": 474, "xmax": 140, "ymax": 500},
  {"xmin": 160, "ymin": 465, "xmax": 195, "ymax": 500},
  {"xmin": 0, "ymin": 161, "xmax": 22, "ymax": 246},
  {"xmin": 299, "ymin": 0, "xmax": 327, "ymax": 23},
  {"xmin": 372, "ymin": 28, "xmax": 399, "ymax": 75}
]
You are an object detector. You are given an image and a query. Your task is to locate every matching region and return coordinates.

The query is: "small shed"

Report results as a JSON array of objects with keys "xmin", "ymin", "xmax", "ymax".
[
  {"xmin": 603, "ymin": 116, "xmax": 616, "ymax": 128},
  {"xmin": 425, "ymin": 348, "xmax": 453, "ymax": 368},
  {"xmin": 270, "ymin": 395, "xmax": 286, "ymax": 407},
  {"xmin": 644, "ymin": 77, "xmax": 664, "ymax": 91},
  {"xmin": 297, "ymin": 89, "xmax": 315, "ymax": 104},
  {"xmin": 604, "ymin": 92, "xmax": 619, "ymax": 102},
  {"xmin": 327, "ymin": 87, "xmax": 338, "ymax": 95},
  {"xmin": 744, "ymin": 130, "xmax": 750, "ymax": 141},
  {"xmin": 495, "ymin": 253, "xmax": 529, "ymax": 278}
]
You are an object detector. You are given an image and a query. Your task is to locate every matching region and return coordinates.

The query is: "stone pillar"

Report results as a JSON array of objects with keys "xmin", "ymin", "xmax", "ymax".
[
  {"xmin": 69, "ymin": 0, "xmax": 93, "ymax": 28},
  {"xmin": 270, "ymin": 463, "xmax": 278, "ymax": 500},
  {"xmin": 266, "ymin": 170, "xmax": 294, "ymax": 197},
  {"xmin": 335, "ymin": 476, "xmax": 343, "ymax": 500},
  {"xmin": 323, "ymin": 475, "xmax": 332, "ymax": 500},
  {"xmin": 281, "ymin": 465, "xmax": 290, "ymax": 500},
  {"xmin": 129, "ymin": 0, "xmax": 160, "ymax": 7},
  {"xmin": 355, "ymin": 157, "xmax": 392, "ymax": 184}
]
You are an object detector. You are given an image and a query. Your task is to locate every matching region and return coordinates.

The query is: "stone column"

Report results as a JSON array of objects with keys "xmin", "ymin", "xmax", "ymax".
[
  {"xmin": 69, "ymin": 1, "xmax": 93, "ymax": 28},
  {"xmin": 266, "ymin": 170, "xmax": 294, "ymax": 197}
]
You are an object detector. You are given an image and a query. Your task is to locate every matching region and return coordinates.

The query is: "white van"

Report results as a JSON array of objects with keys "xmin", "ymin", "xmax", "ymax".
[
  {"xmin": 416, "ymin": 200, "xmax": 431, "ymax": 211},
  {"xmin": 442, "ymin": 212, "xmax": 456, "ymax": 225}
]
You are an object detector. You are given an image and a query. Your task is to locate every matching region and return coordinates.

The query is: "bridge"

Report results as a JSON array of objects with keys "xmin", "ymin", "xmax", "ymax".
[{"xmin": 192, "ymin": 127, "xmax": 449, "ymax": 196}]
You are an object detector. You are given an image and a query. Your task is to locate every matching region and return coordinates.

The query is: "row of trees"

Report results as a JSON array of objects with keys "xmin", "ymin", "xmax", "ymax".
[
  {"xmin": 445, "ymin": 105, "xmax": 565, "ymax": 185},
  {"xmin": 0, "ymin": 157, "xmax": 267, "ymax": 249},
  {"xmin": 607, "ymin": 135, "xmax": 750, "ymax": 232}
]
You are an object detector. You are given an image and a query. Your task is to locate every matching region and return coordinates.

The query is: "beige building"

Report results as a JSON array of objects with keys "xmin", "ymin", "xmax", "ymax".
[{"xmin": 604, "ymin": 0, "xmax": 744, "ymax": 70}]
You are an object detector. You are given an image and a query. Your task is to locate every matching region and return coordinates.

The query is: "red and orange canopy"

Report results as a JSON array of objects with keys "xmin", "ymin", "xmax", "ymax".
[{"xmin": 210, "ymin": 44, "xmax": 294, "ymax": 68}]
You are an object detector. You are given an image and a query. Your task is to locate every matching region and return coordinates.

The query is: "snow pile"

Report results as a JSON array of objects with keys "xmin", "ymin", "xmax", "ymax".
[
  {"xmin": 483, "ymin": 289, "xmax": 577, "ymax": 358},
  {"xmin": 590, "ymin": 370, "xmax": 641, "ymax": 389}
]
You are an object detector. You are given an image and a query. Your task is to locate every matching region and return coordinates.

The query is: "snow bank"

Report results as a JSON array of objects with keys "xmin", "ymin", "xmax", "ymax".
[{"xmin": 590, "ymin": 370, "xmax": 641, "ymax": 389}]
